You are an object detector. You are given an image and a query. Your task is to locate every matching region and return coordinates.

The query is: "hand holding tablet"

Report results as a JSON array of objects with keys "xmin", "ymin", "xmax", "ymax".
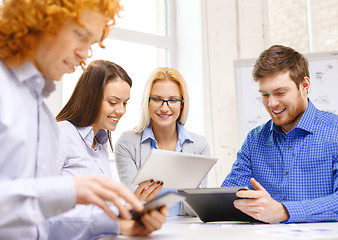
[
  {"xmin": 132, "ymin": 149, "xmax": 218, "ymax": 189},
  {"xmin": 130, "ymin": 192, "xmax": 186, "ymax": 220},
  {"xmin": 178, "ymin": 187, "xmax": 261, "ymax": 222}
]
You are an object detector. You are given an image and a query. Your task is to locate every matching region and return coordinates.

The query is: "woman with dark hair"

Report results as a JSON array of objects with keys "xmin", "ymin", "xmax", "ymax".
[
  {"xmin": 49, "ymin": 60, "xmax": 168, "ymax": 240},
  {"xmin": 56, "ymin": 59, "xmax": 132, "ymax": 157}
]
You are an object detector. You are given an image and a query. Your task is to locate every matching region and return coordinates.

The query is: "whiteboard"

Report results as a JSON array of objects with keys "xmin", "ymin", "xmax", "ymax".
[{"xmin": 234, "ymin": 52, "xmax": 338, "ymax": 145}]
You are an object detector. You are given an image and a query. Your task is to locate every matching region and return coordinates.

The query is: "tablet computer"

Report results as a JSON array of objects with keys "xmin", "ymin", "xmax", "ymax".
[
  {"xmin": 132, "ymin": 149, "xmax": 218, "ymax": 189},
  {"xmin": 129, "ymin": 192, "xmax": 186, "ymax": 220},
  {"xmin": 178, "ymin": 187, "xmax": 260, "ymax": 222}
]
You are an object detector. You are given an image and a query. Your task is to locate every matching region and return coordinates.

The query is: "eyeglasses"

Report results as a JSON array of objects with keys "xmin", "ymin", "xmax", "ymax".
[{"xmin": 149, "ymin": 97, "xmax": 184, "ymax": 107}]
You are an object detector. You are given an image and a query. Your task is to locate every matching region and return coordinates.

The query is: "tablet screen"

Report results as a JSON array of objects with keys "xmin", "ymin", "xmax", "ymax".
[{"xmin": 132, "ymin": 149, "xmax": 218, "ymax": 189}]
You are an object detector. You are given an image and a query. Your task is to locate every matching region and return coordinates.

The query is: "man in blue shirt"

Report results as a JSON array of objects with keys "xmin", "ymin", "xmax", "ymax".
[
  {"xmin": 222, "ymin": 45, "xmax": 338, "ymax": 223},
  {"xmin": 0, "ymin": 0, "xmax": 167, "ymax": 239}
]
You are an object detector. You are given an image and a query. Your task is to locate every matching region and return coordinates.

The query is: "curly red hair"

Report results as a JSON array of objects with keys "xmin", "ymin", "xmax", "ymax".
[{"xmin": 0, "ymin": 0, "xmax": 122, "ymax": 66}]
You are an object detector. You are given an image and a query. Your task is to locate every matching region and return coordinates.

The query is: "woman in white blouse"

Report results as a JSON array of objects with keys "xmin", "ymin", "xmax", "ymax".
[{"xmin": 49, "ymin": 60, "xmax": 168, "ymax": 240}]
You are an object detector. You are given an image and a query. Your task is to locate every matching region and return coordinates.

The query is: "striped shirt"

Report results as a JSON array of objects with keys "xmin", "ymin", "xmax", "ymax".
[
  {"xmin": 49, "ymin": 121, "xmax": 119, "ymax": 240},
  {"xmin": 0, "ymin": 60, "xmax": 75, "ymax": 239}
]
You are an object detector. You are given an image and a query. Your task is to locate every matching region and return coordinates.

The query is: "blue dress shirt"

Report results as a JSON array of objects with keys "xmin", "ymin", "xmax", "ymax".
[
  {"xmin": 0, "ymin": 60, "xmax": 75, "ymax": 239},
  {"xmin": 222, "ymin": 100, "xmax": 338, "ymax": 223},
  {"xmin": 49, "ymin": 121, "xmax": 119, "ymax": 240},
  {"xmin": 141, "ymin": 122, "xmax": 193, "ymax": 216}
]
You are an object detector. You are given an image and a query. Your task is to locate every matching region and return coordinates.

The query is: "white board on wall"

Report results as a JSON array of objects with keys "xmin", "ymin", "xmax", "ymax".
[{"xmin": 234, "ymin": 51, "xmax": 338, "ymax": 146}]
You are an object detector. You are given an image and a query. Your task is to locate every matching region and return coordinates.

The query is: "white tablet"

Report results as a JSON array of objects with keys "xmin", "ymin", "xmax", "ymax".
[{"xmin": 132, "ymin": 149, "xmax": 218, "ymax": 189}]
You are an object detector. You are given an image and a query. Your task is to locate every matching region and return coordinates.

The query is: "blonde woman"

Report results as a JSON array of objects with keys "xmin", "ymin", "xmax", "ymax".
[{"xmin": 115, "ymin": 67, "xmax": 210, "ymax": 216}]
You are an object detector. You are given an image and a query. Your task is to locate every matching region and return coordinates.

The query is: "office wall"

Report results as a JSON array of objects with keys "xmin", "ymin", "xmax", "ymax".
[
  {"xmin": 175, "ymin": 1, "xmax": 205, "ymax": 136},
  {"xmin": 201, "ymin": 0, "xmax": 267, "ymax": 186}
]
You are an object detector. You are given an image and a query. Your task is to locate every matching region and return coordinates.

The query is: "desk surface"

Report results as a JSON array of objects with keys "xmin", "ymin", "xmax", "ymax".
[{"xmin": 97, "ymin": 216, "xmax": 338, "ymax": 240}]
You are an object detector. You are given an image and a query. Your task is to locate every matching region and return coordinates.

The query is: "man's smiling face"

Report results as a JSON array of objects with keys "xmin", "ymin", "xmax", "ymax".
[{"xmin": 259, "ymin": 71, "xmax": 309, "ymax": 132}]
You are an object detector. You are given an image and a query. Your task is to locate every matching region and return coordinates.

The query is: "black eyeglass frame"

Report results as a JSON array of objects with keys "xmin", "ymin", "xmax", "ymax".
[{"xmin": 148, "ymin": 97, "xmax": 184, "ymax": 107}]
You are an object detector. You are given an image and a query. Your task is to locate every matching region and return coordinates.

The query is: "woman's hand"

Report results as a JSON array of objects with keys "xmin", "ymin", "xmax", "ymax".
[
  {"xmin": 119, "ymin": 206, "xmax": 169, "ymax": 236},
  {"xmin": 134, "ymin": 179, "xmax": 163, "ymax": 202}
]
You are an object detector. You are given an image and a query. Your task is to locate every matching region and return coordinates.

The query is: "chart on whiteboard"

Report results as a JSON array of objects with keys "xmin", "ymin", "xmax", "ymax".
[{"xmin": 309, "ymin": 59, "xmax": 338, "ymax": 114}]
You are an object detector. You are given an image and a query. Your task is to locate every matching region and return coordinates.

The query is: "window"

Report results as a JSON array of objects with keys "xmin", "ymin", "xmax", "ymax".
[
  {"xmin": 312, "ymin": 0, "xmax": 338, "ymax": 52},
  {"xmin": 61, "ymin": 0, "xmax": 174, "ymax": 146},
  {"xmin": 267, "ymin": 0, "xmax": 338, "ymax": 53},
  {"xmin": 115, "ymin": 0, "xmax": 167, "ymax": 36}
]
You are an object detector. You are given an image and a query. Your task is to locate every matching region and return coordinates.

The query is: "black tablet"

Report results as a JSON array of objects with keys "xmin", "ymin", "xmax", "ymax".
[
  {"xmin": 129, "ymin": 192, "xmax": 186, "ymax": 220},
  {"xmin": 178, "ymin": 187, "xmax": 260, "ymax": 222}
]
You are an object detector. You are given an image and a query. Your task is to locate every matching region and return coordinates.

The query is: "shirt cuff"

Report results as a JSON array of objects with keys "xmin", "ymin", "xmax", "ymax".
[
  {"xmin": 282, "ymin": 201, "xmax": 307, "ymax": 223},
  {"xmin": 35, "ymin": 176, "xmax": 76, "ymax": 218},
  {"xmin": 91, "ymin": 206, "xmax": 120, "ymax": 237}
]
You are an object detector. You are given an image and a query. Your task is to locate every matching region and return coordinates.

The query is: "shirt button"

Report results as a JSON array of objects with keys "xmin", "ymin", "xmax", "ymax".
[
  {"xmin": 36, "ymin": 78, "xmax": 42, "ymax": 84},
  {"xmin": 283, "ymin": 197, "xmax": 286, "ymax": 201},
  {"xmin": 285, "ymin": 171, "xmax": 288, "ymax": 175},
  {"xmin": 287, "ymin": 145, "xmax": 291, "ymax": 149}
]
